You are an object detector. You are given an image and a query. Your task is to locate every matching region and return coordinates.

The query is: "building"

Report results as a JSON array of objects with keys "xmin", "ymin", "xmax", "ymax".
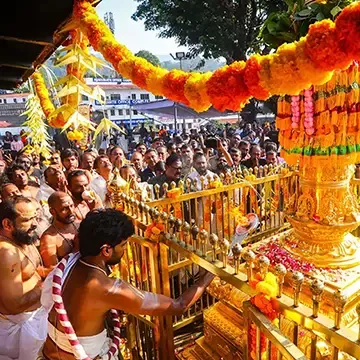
[
  {"xmin": 84, "ymin": 78, "xmax": 164, "ymax": 128},
  {"xmin": 0, "ymin": 93, "xmax": 30, "ymax": 134}
]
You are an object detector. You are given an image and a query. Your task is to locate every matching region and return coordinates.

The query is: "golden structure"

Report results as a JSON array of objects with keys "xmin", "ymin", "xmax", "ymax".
[
  {"xmin": 113, "ymin": 166, "xmax": 360, "ymax": 360},
  {"xmin": 111, "ymin": 70, "xmax": 360, "ymax": 360},
  {"xmin": 285, "ymin": 159, "xmax": 360, "ymax": 269}
]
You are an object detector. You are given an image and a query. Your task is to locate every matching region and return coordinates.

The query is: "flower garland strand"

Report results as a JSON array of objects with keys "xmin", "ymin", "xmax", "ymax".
[{"xmin": 72, "ymin": 1, "xmax": 360, "ymax": 112}]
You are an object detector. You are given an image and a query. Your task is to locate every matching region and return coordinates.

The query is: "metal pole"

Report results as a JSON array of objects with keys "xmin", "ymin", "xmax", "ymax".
[
  {"xmin": 174, "ymin": 102, "xmax": 178, "ymax": 133},
  {"xmin": 129, "ymin": 99, "xmax": 132, "ymax": 130}
]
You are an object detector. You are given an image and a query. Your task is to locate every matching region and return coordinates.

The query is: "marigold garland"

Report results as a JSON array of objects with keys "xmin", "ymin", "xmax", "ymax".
[{"xmin": 73, "ymin": 1, "xmax": 360, "ymax": 112}]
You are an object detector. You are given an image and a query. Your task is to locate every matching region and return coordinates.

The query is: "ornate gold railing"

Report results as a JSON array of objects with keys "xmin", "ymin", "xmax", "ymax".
[{"xmin": 116, "ymin": 169, "xmax": 360, "ymax": 360}]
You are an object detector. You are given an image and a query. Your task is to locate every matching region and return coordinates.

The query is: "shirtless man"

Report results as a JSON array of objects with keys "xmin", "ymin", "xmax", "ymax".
[
  {"xmin": 0, "ymin": 183, "xmax": 21, "ymax": 201},
  {"xmin": 67, "ymin": 170, "xmax": 103, "ymax": 221},
  {"xmin": 6, "ymin": 163, "xmax": 39, "ymax": 198},
  {"xmin": 40, "ymin": 192, "xmax": 78, "ymax": 272},
  {"xmin": 41, "ymin": 209, "xmax": 215, "ymax": 359},
  {"xmin": 0, "ymin": 196, "xmax": 48, "ymax": 360}
]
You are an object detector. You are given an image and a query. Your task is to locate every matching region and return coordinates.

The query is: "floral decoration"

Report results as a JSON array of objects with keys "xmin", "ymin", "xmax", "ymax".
[{"xmin": 73, "ymin": 1, "xmax": 360, "ymax": 112}]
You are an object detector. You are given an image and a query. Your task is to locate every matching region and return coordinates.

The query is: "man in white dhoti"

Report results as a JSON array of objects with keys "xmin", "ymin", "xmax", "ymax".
[
  {"xmin": 41, "ymin": 209, "xmax": 214, "ymax": 360},
  {"xmin": 0, "ymin": 196, "xmax": 48, "ymax": 360}
]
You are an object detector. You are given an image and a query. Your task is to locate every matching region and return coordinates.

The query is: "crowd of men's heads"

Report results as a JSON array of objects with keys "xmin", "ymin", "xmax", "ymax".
[{"xmin": 0, "ymin": 121, "xmax": 280, "ymax": 256}]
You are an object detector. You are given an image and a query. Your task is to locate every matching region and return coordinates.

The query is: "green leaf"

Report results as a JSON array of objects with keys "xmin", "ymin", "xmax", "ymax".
[
  {"xmin": 297, "ymin": 9, "xmax": 312, "ymax": 17},
  {"xmin": 266, "ymin": 21, "xmax": 278, "ymax": 35},
  {"xmin": 316, "ymin": 12, "xmax": 325, "ymax": 21},
  {"xmin": 331, "ymin": 6, "xmax": 342, "ymax": 17},
  {"xmin": 279, "ymin": 32, "xmax": 297, "ymax": 43}
]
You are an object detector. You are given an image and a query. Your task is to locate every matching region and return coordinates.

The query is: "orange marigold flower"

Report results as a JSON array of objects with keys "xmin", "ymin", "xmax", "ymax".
[
  {"xmin": 162, "ymin": 70, "xmax": 191, "ymax": 105},
  {"xmin": 184, "ymin": 72, "xmax": 212, "ymax": 112},
  {"xmin": 207, "ymin": 61, "xmax": 251, "ymax": 111},
  {"xmin": 336, "ymin": 1, "xmax": 360, "ymax": 60},
  {"xmin": 305, "ymin": 20, "xmax": 351, "ymax": 71},
  {"xmin": 244, "ymin": 55, "xmax": 271, "ymax": 100}
]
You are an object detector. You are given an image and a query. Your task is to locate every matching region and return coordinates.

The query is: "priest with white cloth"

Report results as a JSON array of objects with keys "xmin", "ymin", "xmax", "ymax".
[{"xmin": 0, "ymin": 197, "xmax": 50, "ymax": 360}]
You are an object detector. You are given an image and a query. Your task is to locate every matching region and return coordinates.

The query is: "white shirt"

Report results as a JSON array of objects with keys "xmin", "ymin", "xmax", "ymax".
[
  {"xmin": 90, "ymin": 175, "xmax": 108, "ymax": 206},
  {"xmin": 186, "ymin": 170, "xmax": 216, "ymax": 191}
]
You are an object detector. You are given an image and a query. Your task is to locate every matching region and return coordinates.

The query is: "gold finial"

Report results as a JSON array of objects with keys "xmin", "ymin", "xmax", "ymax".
[
  {"xmin": 258, "ymin": 255, "xmax": 270, "ymax": 277},
  {"xmin": 182, "ymin": 222, "xmax": 191, "ymax": 247},
  {"xmin": 154, "ymin": 184, "xmax": 160, "ymax": 199},
  {"xmin": 221, "ymin": 239, "xmax": 230, "ymax": 268},
  {"xmin": 209, "ymin": 233, "xmax": 219, "ymax": 262},
  {"xmin": 274, "ymin": 264, "xmax": 287, "ymax": 298},
  {"xmin": 232, "ymin": 243, "xmax": 243, "ymax": 275},
  {"xmin": 242, "ymin": 249, "xmax": 255, "ymax": 282},
  {"xmin": 200, "ymin": 176, "xmax": 205, "ymax": 190},
  {"xmin": 162, "ymin": 183, "xmax": 169, "ymax": 195},
  {"xmin": 185, "ymin": 178, "xmax": 192, "ymax": 192},
  {"xmin": 333, "ymin": 290, "xmax": 347, "ymax": 329},
  {"xmin": 310, "ymin": 279, "xmax": 324, "ymax": 318},
  {"xmin": 170, "ymin": 181, "xmax": 176, "ymax": 189},
  {"xmin": 175, "ymin": 218, "xmax": 182, "ymax": 234},
  {"xmin": 199, "ymin": 229, "xmax": 208, "ymax": 257},
  {"xmin": 290, "ymin": 271, "xmax": 304, "ymax": 307}
]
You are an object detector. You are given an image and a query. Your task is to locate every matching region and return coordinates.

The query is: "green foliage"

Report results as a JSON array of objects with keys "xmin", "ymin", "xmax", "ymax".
[
  {"xmin": 135, "ymin": 50, "xmax": 161, "ymax": 66},
  {"xmin": 132, "ymin": 0, "xmax": 286, "ymax": 63},
  {"xmin": 258, "ymin": 0, "xmax": 355, "ymax": 51}
]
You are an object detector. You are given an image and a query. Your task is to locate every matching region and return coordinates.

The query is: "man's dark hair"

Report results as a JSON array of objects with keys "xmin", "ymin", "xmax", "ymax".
[
  {"xmin": 165, "ymin": 153, "xmax": 181, "ymax": 167},
  {"xmin": 181, "ymin": 144, "xmax": 192, "ymax": 151},
  {"xmin": 61, "ymin": 149, "xmax": 78, "ymax": 162},
  {"xmin": 152, "ymin": 137, "xmax": 162, "ymax": 144},
  {"xmin": 94, "ymin": 155, "xmax": 110, "ymax": 170},
  {"xmin": 67, "ymin": 169, "xmax": 86, "ymax": 185},
  {"xmin": 193, "ymin": 152, "xmax": 206, "ymax": 163},
  {"xmin": 6, "ymin": 164, "xmax": 27, "ymax": 181},
  {"xmin": 154, "ymin": 161, "xmax": 165, "ymax": 172},
  {"xmin": 0, "ymin": 196, "xmax": 32, "ymax": 229},
  {"xmin": 145, "ymin": 148, "xmax": 157, "ymax": 156},
  {"xmin": 264, "ymin": 142, "xmax": 278, "ymax": 153},
  {"xmin": 135, "ymin": 142, "xmax": 145, "ymax": 148},
  {"xmin": 79, "ymin": 209, "xmax": 135, "ymax": 257},
  {"xmin": 166, "ymin": 142, "xmax": 175, "ymax": 152},
  {"xmin": 239, "ymin": 140, "xmax": 250, "ymax": 147},
  {"xmin": 109, "ymin": 146, "xmax": 124, "ymax": 156}
]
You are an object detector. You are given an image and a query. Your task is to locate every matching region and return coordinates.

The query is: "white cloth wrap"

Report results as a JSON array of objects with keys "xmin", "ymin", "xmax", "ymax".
[{"xmin": 0, "ymin": 306, "xmax": 48, "ymax": 360}]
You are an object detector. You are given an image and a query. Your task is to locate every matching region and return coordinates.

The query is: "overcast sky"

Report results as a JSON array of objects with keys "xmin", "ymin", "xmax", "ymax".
[{"xmin": 97, "ymin": 0, "xmax": 188, "ymax": 56}]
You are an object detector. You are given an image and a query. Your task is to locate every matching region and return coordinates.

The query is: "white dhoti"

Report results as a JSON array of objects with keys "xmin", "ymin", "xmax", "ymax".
[
  {"xmin": 47, "ymin": 322, "xmax": 117, "ymax": 360},
  {"xmin": 41, "ymin": 252, "xmax": 118, "ymax": 360},
  {"xmin": 0, "ymin": 306, "xmax": 48, "ymax": 360}
]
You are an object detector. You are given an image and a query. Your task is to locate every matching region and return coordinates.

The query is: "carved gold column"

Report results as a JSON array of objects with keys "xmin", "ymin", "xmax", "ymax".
[{"xmin": 285, "ymin": 156, "xmax": 360, "ymax": 269}]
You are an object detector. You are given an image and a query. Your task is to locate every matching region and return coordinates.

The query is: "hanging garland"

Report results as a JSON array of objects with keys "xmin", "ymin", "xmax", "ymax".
[
  {"xmin": 277, "ymin": 64, "xmax": 360, "ymax": 165},
  {"xmin": 71, "ymin": 1, "xmax": 360, "ymax": 113}
]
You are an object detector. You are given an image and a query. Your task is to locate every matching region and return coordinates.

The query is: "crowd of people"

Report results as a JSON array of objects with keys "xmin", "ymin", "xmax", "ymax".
[{"xmin": 0, "ymin": 120, "xmax": 281, "ymax": 360}]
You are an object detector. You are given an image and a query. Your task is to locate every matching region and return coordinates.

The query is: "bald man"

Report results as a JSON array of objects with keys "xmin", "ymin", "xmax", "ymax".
[{"xmin": 40, "ymin": 192, "xmax": 79, "ymax": 271}]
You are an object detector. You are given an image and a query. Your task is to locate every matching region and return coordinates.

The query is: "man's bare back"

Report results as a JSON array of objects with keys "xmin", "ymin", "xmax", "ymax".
[{"xmin": 43, "ymin": 263, "xmax": 112, "ymax": 360}]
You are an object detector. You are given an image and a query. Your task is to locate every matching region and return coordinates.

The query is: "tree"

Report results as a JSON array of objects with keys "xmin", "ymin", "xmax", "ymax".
[
  {"xmin": 258, "ymin": 0, "xmax": 354, "ymax": 50},
  {"xmin": 132, "ymin": 0, "xmax": 286, "ymax": 64},
  {"xmin": 135, "ymin": 50, "xmax": 161, "ymax": 66}
]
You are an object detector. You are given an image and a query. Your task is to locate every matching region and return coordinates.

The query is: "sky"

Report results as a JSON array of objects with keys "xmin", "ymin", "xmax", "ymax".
[{"xmin": 97, "ymin": 0, "xmax": 188, "ymax": 57}]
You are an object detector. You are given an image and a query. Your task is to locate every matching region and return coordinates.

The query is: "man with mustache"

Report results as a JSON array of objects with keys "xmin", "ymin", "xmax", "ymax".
[
  {"xmin": 40, "ymin": 192, "xmax": 79, "ymax": 272},
  {"xmin": 67, "ymin": 170, "xmax": 103, "ymax": 221},
  {"xmin": 0, "ymin": 196, "xmax": 48, "ymax": 360}
]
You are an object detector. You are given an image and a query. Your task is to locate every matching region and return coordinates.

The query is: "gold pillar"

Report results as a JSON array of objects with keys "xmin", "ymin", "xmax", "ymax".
[{"xmin": 285, "ymin": 156, "xmax": 360, "ymax": 269}]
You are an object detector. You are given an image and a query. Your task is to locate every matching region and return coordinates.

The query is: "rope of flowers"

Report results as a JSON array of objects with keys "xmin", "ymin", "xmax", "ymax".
[{"xmin": 72, "ymin": 1, "xmax": 360, "ymax": 112}]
